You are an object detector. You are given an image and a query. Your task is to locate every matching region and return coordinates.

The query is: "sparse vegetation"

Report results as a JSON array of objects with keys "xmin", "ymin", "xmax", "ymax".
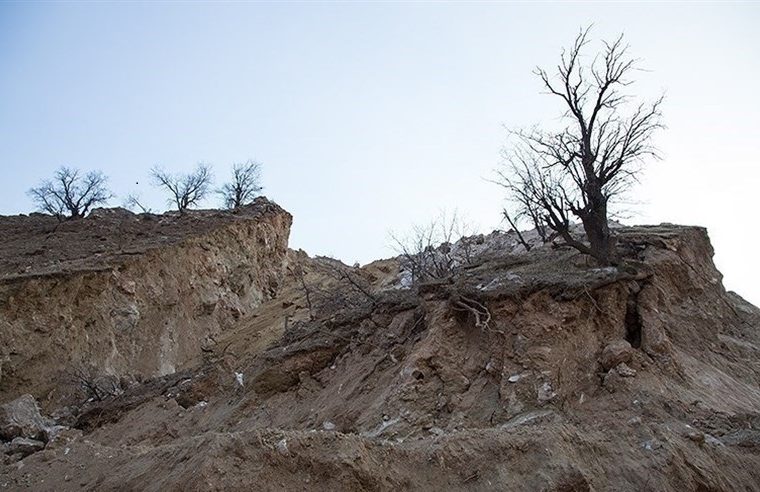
[
  {"xmin": 66, "ymin": 364, "xmax": 120, "ymax": 402},
  {"xmin": 293, "ymin": 257, "xmax": 376, "ymax": 321},
  {"xmin": 28, "ymin": 167, "xmax": 113, "ymax": 220},
  {"xmin": 390, "ymin": 211, "xmax": 476, "ymax": 285},
  {"xmin": 123, "ymin": 193, "xmax": 152, "ymax": 213},
  {"xmin": 219, "ymin": 160, "xmax": 263, "ymax": 209},
  {"xmin": 495, "ymin": 27, "xmax": 664, "ymax": 265},
  {"xmin": 151, "ymin": 163, "xmax": 214, "ymax": 213}
]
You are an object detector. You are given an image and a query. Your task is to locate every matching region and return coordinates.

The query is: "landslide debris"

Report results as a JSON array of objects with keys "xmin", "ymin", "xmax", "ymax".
[{"xmin": 2, "ymin": 214, "xmax": 760, "ymax": 491}]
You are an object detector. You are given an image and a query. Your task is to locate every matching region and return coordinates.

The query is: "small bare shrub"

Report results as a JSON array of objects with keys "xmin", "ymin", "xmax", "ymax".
[{"xmin": 390, "ymin": 210, "xmax": 476, "ymax": 285}]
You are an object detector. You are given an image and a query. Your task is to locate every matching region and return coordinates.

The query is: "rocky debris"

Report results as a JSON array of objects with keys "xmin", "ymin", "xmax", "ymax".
[
  {"xmin": 43, "ymin": 427, "xmax": 83, "ymax": 452},
  {"xmin": 721, "ymin": 429, "xmax": 760, "ymax": 449},
  {"xmin": 686, "ymin": 430, "xmax": 706, "ymax": 445},
  {"xmin": 616, "ymin": 362, "xmax": 637, "ymax": 377},
  {"xmin": 275, "ymin": 438, "xmax": 289, "ymax": 456},
  {"xmin": 537, "ymin": 381, "xmax": 556, "ymax": 405},
  {"xmin": 600, "ymin": 340, "xmax": 634, "ymax": 371},
  {"xmin": 1, "ymin": 223, "xmax": 759, "ymax": 490},
  {"xmin": 602, "ymin": 360, "xmax": 638, "ymax": 392},
  {"xmin": 5, "ymin": 437, "xmax": 45, "ymax": 457},
  {"xmin": 322, "ymin": 421, "xmax": 336, "ymax": 431},
  {"xmin": 0, "ymin": 394, "xmax": 53, "ymax": 442},
  {"xmin": 44, "ymin": 425, "xmax": 70, "ymax": 442}
]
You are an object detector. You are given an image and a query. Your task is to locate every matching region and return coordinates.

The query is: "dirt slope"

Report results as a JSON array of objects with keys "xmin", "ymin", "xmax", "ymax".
[
  {"xmin": 0, "ymin": 198, "xmax": 292, "ymax": 409},
  {"xmin": 2, "ymin": 214, "xmax": 760, "ymax": 491}
]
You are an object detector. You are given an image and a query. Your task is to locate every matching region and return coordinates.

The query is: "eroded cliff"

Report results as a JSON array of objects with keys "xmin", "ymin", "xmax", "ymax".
[
  {"xmin": 0, "ymin": 198, "xmax": 292, "ymax": 408},
  {"xmin": 2, "ymin": 214, "xmax": 760, "ymax": 491}
]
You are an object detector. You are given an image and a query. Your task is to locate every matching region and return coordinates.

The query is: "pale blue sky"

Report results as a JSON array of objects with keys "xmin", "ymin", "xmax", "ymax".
[{"xmin": 1, "ymin": 2, "xmax": 758, "ymax": 303}]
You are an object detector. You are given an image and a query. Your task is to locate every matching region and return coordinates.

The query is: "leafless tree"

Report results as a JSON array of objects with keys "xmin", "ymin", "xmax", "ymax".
[
  {"xmin": 500, "ymin": 194, "xmax": 549, "ymax": 252},
  {"xmin": 292, "ymin": 257, "xmax": 376, "ymax": 321},
  {"xmin": 28, "ymin": 167, "xmax": 112, "ymax": 220},
  {"xmin": 124, "ymin": 193, "xmax": 152, "ymax": 213},
  {"xmin": 321, "ymin": 259, "xmax": 377, "ymax": 305},
  {"xmin": 391, "ymin": 211, "xmax": 475, "ymax": 285},
  {"xmin": 495, "ymin": 27, "xmax": 664, "ymax": 265},
  {"xmin": 219, "ymin": 160, "xmax": 263, "ymax": 208},
  {"xmin": 151, "ymin": 163, "xmax": 213, "ymax": 213}
]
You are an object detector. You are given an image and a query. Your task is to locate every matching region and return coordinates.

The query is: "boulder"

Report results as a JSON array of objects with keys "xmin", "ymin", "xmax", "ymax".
[
  {"xmin": 601, "ymin": 340, "xmax": 633, "ymax": 371},
  {"xmin": 0, "ymin": 394, "xmax": 53, "ymax": 441}
]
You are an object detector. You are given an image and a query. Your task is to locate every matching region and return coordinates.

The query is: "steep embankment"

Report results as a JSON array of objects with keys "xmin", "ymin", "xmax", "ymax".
[
  {"xmin": 0, "ymin": 198, "xmax": 292, "ymax": 409},
  {"xmin": 2, "ymin": 216, "xmax": 760, "ymax": 490}
]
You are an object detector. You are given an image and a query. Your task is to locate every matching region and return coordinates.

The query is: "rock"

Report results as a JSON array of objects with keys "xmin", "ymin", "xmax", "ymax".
[
  {"xmin": 687, "ymin": 431, "xmax": 706, "ymax": 445},
  {"xmin": 601, "ymin": 340, "xmax": 633, "ymax": 371},
  {"xmin": 44, "ymin": 428, "xmax": 83, "ymax": 451},
  {"xmin": 642, "ymin": 439, "xmax": 663, "ymax": 451},
  {"xmin": 110, "ymin": 304, "xmax": 140, "ymax": 331},
  {"xmin": 276, "ymin": 438, "xmax": 289, "ymax": 456},
  {"xmin": 322, "ymin": 421, "xmax": 336, "ymax": 431},
  {"xmin": 428, "ymin": 427, "xmax": 445, "ymax": 436},
  {"xmin": 7, "ymin": 437, "xmax": 45, "ymax": 457},
  {"xmin": 42, "ymin": 425, "xmax": 69, "ymax": 443},
  {"xmin": 721, "ymin": 429, "xmax": 760, "ymax": 448},
  {"xmin": 537, "ymin": 381, "xmax": 556, "ymax": 405},
  {"xmin": 616, "ymin": 363, "xmax": 637, "ymax": 377},
  {"xmin": 604, "ymin": 362, "xmax": 636, "ymax": 391},
  {"xmin": 603, "ymin": 370, "xmax": 625, "ymax": 393},
  {"xmin": 0, "ymin": 394, "xmax": 53, "ymax": 441}
]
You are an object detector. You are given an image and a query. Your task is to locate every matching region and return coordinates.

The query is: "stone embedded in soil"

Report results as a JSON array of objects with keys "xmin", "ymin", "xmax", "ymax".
[
  {"xmin": 616, "ymin": 362, "xmax": 637, "ymax": 377},
  {"xmin": 0, "ymin": 394, "xmax": 53, "ymax": 442},
  {"xmin": 601, "ymin": 340, "xmax": 634, "ymax": 371},
  {"xmin": 6, "ymin": 437, "xmax": 45, "ymax": 457},
  {"xmin": 322, "ymin": 421, "xmax": 336, "ymax": 431},
  {"xmin": 603, "ymin": 370, "xmax": 625, "ymax": 393},
  {"xmin": 276, "ymin": 438, "xmax": 289, "ymax": 456},
  {"xmin": 537, "ymin": 381, "xmax": 556, "ymax": 405}
]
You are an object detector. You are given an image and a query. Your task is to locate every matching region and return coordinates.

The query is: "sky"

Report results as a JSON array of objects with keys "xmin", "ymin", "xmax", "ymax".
[{"xmin": 0, "ymin": 2, "xmax": 758, "ymax": 304}]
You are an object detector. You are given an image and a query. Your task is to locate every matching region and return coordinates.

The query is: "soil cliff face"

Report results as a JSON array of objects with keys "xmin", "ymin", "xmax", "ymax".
[
  {"xmin": 1, "ymin": 214, "xmax": 760, "ymax": 491},
  {"xmin": 0, "ymin": 198, "xmax": 292, "ymax": 408}
]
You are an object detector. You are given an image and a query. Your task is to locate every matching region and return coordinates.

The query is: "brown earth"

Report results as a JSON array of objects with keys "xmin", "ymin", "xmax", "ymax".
[
  {"xmin": 0, "ymin": 198, "xmax": 292, "ymax": 409},
  {"xmin": 1, "ymin": 204, "xmax": 760, "ymax": 491}
]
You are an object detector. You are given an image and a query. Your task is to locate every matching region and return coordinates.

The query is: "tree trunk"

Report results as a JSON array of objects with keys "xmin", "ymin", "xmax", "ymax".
[{"xmin": 580, "ymin": 194, "xmax": 616, "ymax": 266}]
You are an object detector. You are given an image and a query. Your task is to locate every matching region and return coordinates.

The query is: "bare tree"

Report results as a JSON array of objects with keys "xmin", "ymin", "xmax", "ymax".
[
  {"xmin": 496, "ymin": 27, "xmax": 664, "ymax": 265},
  {"xmin": 292, "ymin": 257, "xmax": 376, "ymax": 321},
  {"xmin": 123, "ymin": 193, "xmax": 152, "ymax": 213},
  {"xmin": 219, "ymin": 160, "xmax": 263, "ymax": 208},
  {"xmin": 292, "ymin": 261, "xmax": 315, "ymax": 319},
  {"xmin": 28, "ymin": 167, "xmax": 112, "ymax": 220},
  {"xmin": 151, "ymin": 163, "xmax": 213, "ymax": 213},
  {"xmin": 391, "ymin": 211, "xmax": 475, "ymax": 285}
]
